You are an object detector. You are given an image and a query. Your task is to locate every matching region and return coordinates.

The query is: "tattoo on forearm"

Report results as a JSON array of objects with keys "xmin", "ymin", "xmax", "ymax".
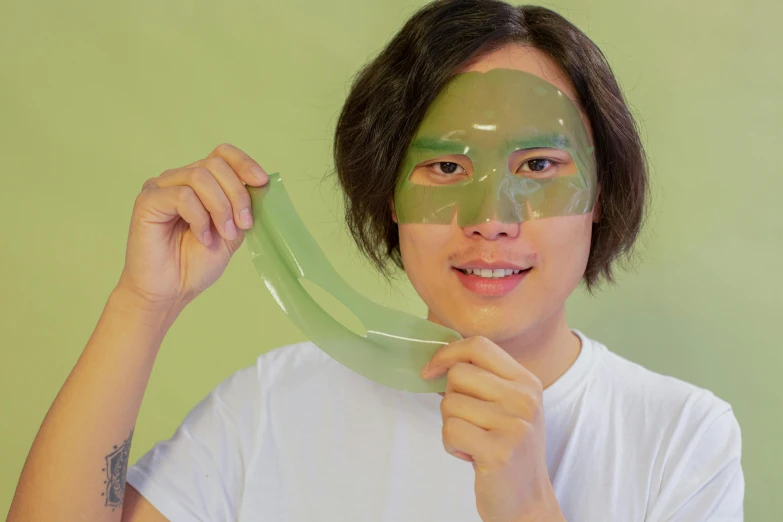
[{"xmin": 101, "ymin": 429, "xmax": 134, "ymax": 509}]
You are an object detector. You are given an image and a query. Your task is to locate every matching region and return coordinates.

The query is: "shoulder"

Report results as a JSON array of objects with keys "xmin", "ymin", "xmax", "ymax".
[
  {"xmin": 226, "ymin": 340, "xmax": 375, "ymax": 403},
  {"xmin": 254, "ymin": 340, "xmax": 335, "ymax": 377},
  {"xmin": 186, "ymin": 341, "xmax": 341, "ymax": 427},
  {"xmin": 221, "ymin": 340, "xmax": 337, "ymax": 387},
  {"xmin": 584, "ymin": 335, "xmax": 742, "ymax": 472},
  {"xmin": 125, "ymin": 341, "xmax": 369, "ymax": 521},
  {"xmin": 584, "ymin": 338, "xmax": 746, "ymax": 518},
  {"xmin": 253, "ymin": 340, "xmax": 355, "ymax": 387},
  {"xmin": 589, "ymin": 337, "xmax": 734, "ymax": 426}
]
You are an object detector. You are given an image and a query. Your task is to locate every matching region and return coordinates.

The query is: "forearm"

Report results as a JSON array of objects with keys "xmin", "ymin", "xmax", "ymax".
[{"xmin": 8, "ymin": 286, "xmax": 181, "ymax": 522}]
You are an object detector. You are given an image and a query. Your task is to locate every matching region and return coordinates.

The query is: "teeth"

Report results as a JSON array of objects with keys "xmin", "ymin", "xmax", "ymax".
[{"xmin": 460, "ymin": 268, "xmax": 526, "ymax": 278}]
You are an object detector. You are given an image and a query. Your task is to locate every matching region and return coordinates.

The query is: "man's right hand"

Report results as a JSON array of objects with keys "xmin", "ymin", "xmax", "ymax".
[{"xmin": 116, "ymin": 143, "xmax": 268, "ymax": 313}]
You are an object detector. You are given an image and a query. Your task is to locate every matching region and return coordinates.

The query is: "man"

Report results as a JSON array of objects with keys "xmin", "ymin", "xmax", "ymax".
[{"xmin": 9, "ymin": 2, "xmax": 743, "ymax": 521}]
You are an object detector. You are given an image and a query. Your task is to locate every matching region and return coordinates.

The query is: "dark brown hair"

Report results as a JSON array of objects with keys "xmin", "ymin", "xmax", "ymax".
[{"xmin": 333, "ymin": 0, "xmax": 648, "ymax": 291}]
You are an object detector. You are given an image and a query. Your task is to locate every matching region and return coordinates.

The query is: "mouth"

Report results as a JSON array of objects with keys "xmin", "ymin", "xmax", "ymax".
[
  {"xmin": 454, "ymin": 267, "xmax": 530, "ymax": 279},
  {"xmin": 452, "ymin": 264, "xmax": 532, "ymax": 296}
]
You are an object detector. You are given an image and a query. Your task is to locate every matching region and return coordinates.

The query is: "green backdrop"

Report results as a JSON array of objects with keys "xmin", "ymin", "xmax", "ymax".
[{"xmin": 1, "ymin": 0, "xmax": 780, "ymax": 519}]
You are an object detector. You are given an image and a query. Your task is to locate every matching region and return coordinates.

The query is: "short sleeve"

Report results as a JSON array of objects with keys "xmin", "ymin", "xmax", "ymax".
[
  {"xmin": 647, "ymin": 406, "xmax": 745, "ymax": 522},
  {"xmin": 126, "ymin": 361, "xmax": 265, "ymax": 522}
]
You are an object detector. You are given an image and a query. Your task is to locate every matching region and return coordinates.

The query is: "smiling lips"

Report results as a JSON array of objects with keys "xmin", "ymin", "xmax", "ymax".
[
  {"xmin": 456, "ymin": 267, "xmax": 526, "ymax": 278},
  {"xmin": 453, "ymin": 261, "xmax": 531, "ymax": 296}
]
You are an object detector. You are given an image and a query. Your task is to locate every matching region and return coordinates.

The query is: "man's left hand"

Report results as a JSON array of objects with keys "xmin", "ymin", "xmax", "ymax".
[{"xmin": 421, "ymin": 336, "xmax": 566, "ymax": 522}]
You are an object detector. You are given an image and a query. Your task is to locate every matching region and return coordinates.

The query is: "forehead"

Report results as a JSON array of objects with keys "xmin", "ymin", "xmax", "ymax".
[
  {"xmin": 447, "ymin": 44, "xmax": 593, "ymax": 141},
  {"xmin": 414, "ymin": 68, "xmax": 587, "ymax": 150},
  {"xmin": 459, "ymin": 44, "xmax": 580, "ymax": 105}
]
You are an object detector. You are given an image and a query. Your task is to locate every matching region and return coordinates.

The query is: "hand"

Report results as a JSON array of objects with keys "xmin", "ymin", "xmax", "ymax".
[
  {"xmin": 116, "ymin": 143, "xmax": 268, "ymax": 313},
  {"xmin": 421, "ymin": 336, "xmax": 565, "ymax": 522}
]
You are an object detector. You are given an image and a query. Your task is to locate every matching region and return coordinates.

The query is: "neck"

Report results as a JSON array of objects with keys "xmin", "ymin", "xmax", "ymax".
[
  {"xmin": 499, "ymin": 307, "xmax": 582, "ymax": 389},
  {"xmin": 429, "ymin": 306, "xmax": 581, "ymax": 390}
]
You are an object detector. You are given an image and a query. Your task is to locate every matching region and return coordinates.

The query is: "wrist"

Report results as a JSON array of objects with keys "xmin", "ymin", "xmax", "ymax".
[
  {"xmin": 516, "ymin": 486, "xmax": 566, "ymax": 522},
  {"xmin": 108, "ymin": 284, "xmax": 185, "ymax": 334}
]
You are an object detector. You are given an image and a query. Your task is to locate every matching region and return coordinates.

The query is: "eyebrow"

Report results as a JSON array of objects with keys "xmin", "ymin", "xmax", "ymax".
[
  {"xmin": 409, "ymin": 137, "xmax": 469, "ymax": 154},
  {"xmin": 502, "ymin": 133, "xmax": 571, "ymax": 150},
  {"xmin": 410, "ymin": 133, "xmax": 571, "ymax": 153}
]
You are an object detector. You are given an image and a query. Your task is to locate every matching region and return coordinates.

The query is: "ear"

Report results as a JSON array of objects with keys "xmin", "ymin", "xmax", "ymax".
[
  {"xmin": 390, "ymin": 196, "xmax": 398, "ymax": 224},
  {"xmin": 592, "ymin": 185, "xmax": 602, "ymax": 223}
]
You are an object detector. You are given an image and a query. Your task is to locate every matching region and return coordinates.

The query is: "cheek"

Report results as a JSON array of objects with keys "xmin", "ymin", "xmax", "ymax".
[
  {"xmin": 529, "ymin": 214, "xmax": 593, "ymax": 283},
  {"xmin": 398, "ymin": 223, "xmax": 453, "ymax": 279}
]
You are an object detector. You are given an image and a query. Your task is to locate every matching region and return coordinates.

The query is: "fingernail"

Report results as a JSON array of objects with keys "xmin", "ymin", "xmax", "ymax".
[
  {"xmin": 251, "ymin": 166, "xmax": 267, "ymax": 183},
  {"xmin": 224, "ymin": 218, "xmax": 237, "ymax": 239},
  {"xmin": 421, "ymin": 361, "xmax": 431, "ymax": 379},
  {"xmin": 202, "ymin": 230, "xmax": 212, "ymax": 245},
  {"xmin": 240, "ymin": 208, "xmax": 253, "ymax": 228}
]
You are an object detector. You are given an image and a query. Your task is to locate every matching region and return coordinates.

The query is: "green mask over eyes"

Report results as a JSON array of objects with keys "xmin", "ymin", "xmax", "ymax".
[
  {"xmin": 247, "ymin": 69, "xmax": 597, "ymax": 393},
  {"xmin": 394, "ymin": 68, "xmax": 597, "ymax": 225}
]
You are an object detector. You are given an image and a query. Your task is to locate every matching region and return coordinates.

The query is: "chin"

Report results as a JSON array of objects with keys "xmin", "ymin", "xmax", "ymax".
[{"xmin": 432, "ymin": 306, "xmax": 535, "ymax": 343}]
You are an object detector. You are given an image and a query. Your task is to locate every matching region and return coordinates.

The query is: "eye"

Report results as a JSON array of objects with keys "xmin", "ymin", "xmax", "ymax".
[
  {"xmin": 430, "ymin": 161, "xmax": 465, "ymax": 176},
  {"xmin": 527, "ymin": 159, "xmax": 551, "ymax": 172},
  {"xmin": 517, "ymin": 158, "xmax": 556, "ymax": 175},
  {"xmin": 408, "ymin": 155, "xmax": 472, "ymax": 186}
]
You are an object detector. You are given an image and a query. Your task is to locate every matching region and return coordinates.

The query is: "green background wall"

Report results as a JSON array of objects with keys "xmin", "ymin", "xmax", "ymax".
[{"xmin": 1, "ymin": 0, "xmax": 780, "ymax": 519}]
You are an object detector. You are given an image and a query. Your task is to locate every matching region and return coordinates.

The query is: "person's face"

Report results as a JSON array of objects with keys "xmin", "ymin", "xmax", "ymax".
[{"xmin": 395, "ymin": 44, "xmax": 598, "ymax": 342}]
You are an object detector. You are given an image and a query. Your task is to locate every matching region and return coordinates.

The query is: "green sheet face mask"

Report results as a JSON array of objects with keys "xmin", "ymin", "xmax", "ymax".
[
  {"xmin": 246, "ymin": 174, "xmax": 461, "ymax": 394},
  {"xmin": 394, "ymin": 68, "xmax": 597, "ymax": 225}
]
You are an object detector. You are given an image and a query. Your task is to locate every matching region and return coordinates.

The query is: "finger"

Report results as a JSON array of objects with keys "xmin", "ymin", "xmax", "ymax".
[
  {"xmin": 206, "ymin": 143, "xmax": 268, "ymax": 187},
  {"xmin": 442, "ymin": 416, "xmax": 493, "ymax": 462},
  {"xmin": 155, "ymin": 168, "xmax": 237, "ymax": 241},
  {"xmin": 423, "ymin": 336, "xmax": 525, "ymax": 381},
  {"xmin": 446, "ymin": 362, "xmax": 540, "ymax": 418},
  {"xmin": 138, "ymin": 186, "xmax": 213, "ymax": 246},
  {"xmin": 440, "ymin": 392, "xmax": 507, "ymax": 431},
  {"xmin": 445, "ymin": 362, "xmax": 510, "ymax": 403},
  {"xmin": 193, "ymin": 156, "xmax": 254, "ymax": 230}
]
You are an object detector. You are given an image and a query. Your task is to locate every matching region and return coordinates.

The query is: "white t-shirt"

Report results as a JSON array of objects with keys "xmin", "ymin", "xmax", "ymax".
[{"xmin": 127, "ymin": 330, "xmax": 744, "ymax": 521}]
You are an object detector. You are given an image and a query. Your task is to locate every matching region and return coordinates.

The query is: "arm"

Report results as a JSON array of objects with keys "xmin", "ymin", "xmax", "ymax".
[
  {"xmin": 7, "ymin": 143, "xmax": 269, "ymax": 522},
  {"xmin": 7, "ymin": 287, "xmax": 179, "ymax": 522}
]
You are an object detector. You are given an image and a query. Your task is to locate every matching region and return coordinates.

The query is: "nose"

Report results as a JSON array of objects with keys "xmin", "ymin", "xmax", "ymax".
[{"xmin": 462, "ymin": 219, "xmax": 520, "ymax": 240}]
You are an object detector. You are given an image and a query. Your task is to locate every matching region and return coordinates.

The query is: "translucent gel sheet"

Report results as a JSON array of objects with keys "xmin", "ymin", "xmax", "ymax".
[{"xmin": 246, "ymin": 173, "xmax": 462, "ymax": 393}]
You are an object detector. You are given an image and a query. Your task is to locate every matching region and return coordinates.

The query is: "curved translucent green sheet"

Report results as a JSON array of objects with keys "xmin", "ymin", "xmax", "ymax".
[{"xmin": 246, "ymin": 173, "xmax": 461, "ymax": 393}]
